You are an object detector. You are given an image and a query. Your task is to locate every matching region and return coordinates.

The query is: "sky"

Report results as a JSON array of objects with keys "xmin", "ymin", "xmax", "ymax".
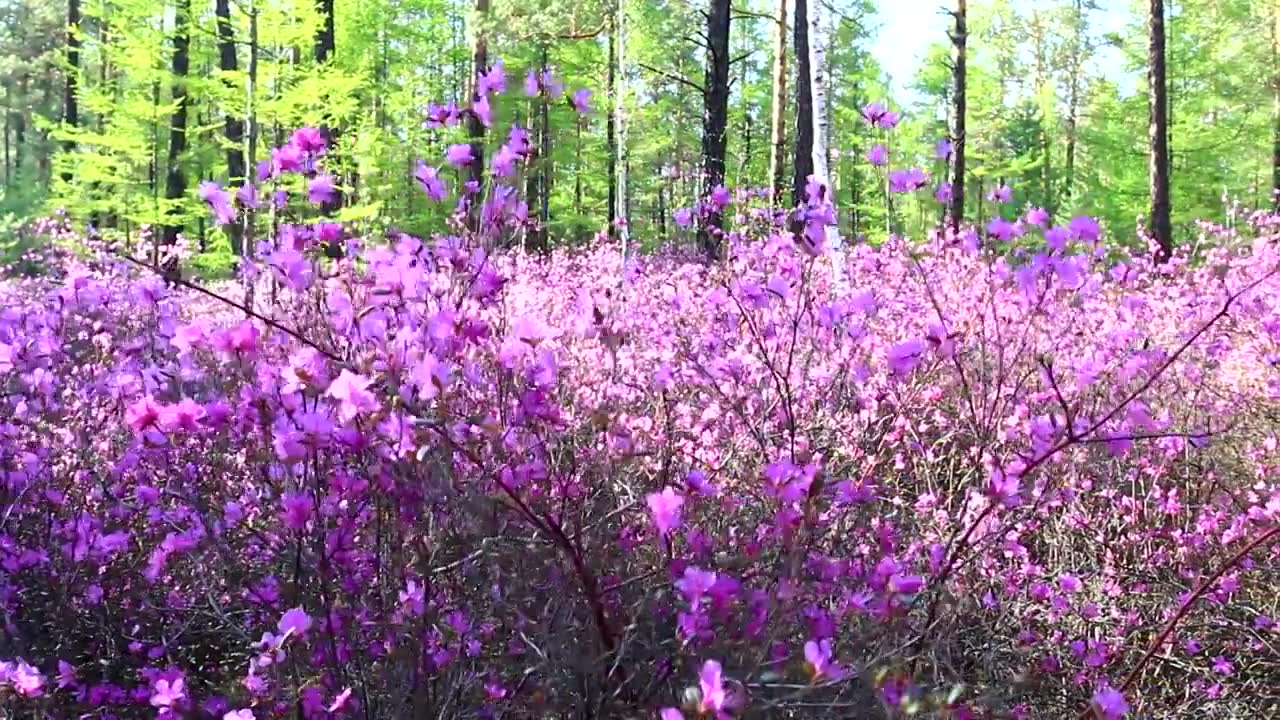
[{"xmin": 867, "ymin": 0, "xmax": 1138, "ymax": 105}]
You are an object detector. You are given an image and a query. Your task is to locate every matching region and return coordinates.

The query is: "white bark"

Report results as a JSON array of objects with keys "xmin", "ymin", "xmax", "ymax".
[{"xmin": 806, "ymin": 0, "xmax": 844, "ymax": 289}]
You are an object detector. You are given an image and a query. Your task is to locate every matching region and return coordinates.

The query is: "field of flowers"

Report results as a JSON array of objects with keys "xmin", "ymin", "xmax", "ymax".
[{"xmin": 2, "ymin": 132, "xmax": 1279, "ymax": 718}]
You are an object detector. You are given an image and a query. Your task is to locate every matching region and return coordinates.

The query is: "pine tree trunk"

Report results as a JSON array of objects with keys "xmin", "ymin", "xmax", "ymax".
[
  {"xmin": 1147, "ymin": 0, "xmax": 1173, "ymax": 262},
  {"xmin": 791, "ymin": 0, "xmax": 813, "ymax": 208},
  {"xmin": 62, "ymin": 0, "xmax": 80, "ymax": 183},
  {"xmin": 698, "ymin": 0, "xmax": 731, "ymax": 259},
  {"xmin": 948, "ymin": 0, "xmax": 967, "ymax": 232},
  {"xmin": 216, "ymin": 0, "xmax": 246, "ymax": 255},
  {"xmin": 768, "ymin": 0, "xmax": 789, "ymax": 203},
  {"xmin": 161, "ymin": 0, "xmax": 192, "ymax": 280}
]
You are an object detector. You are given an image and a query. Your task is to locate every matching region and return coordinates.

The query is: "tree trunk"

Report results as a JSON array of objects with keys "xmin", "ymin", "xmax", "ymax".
[
  {"xmin": 768, "ymin": 0, "xmax": 789, "ymax": 202},
  {"xmin": 607, "ymin": 20, "xmax": 617, "ymax": 239},
  {"xmin": 62, "ymin": 0, "xmax": 80, "ymax": 183},
  {"xmin": 1147, "ymin": 0, "xmax": 1173, "ymax": 262},
  {"xmin": 698, "ymin": 0, "xmax": 731, "ymax": 259},
  {"xmin": 807, "ymin": 0, "xmax": 841, "ymax": 283},
  {"xmin": 791, "ymin": 0, "xmax": 813, "ymax": 208},
  {"xmin": 1063, "ymin": 0, "xmax": 1084, "ymax": 203},
  {"xmin": 314, "ymin": 0, "xmax": 335, "ymax": 63},
  {"xmin": 948, "ymin": 0, "xmax": 967, "ymax": 233},
  {"xmin": 466, "ymin": 0, "xmax": 489, "ymax": 234},
  {"xmin": 216, "ymin": 0, "xmax": 246, "ymax": 255},
  {"xmin": 161, "ymin": 0, "xmax": 192, "ymax": 280}
]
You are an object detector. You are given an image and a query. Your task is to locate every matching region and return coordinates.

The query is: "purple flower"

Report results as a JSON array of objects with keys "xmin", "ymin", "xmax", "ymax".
[
  {"xmin": 660, "ymin": 709, "xmax": 684, "ymax": 720},
  {"xmin": 236, "ymin": 182, "xmax": 259, "ymax": 209},
  {"xmin": 646, "ymin": 487, "xmax": 684, "ymax": 537},
  {"xmin": 861, "ymin": 101, "xmax": 898, "ymax": 127},
  {"xmin": 698, "ymin": 660, "xmax": 726, "ymax": 713},
  {"xmin": 271, "ymin": 143, "xmax": 304, "ymax": 176},
  {"xmin": 1025, "ymin": 206, "xmax": 1050, "ymax": 227},
  {"xmin": 673, "ymin": 208, "xmax": 694, "ymax": 228},
  {"xmin": 414, "ymin": 163, "xmax": 448, "ymax": 201},
  {"xmin": 1069, "ymin": 215, "xmax": 1101, "ymax": 242},
  {"xmin": 10, "ymin": 660, "xmax": 44, "ymax": 697},
  {"xmin": 571, "ymin": 88, "xmax": 592, "ymax": 114},
  {"xmin": 1045, "ymin": 225, "xmax": 1070, "ymax": 251},
  {"xmin": 290, "ymin": 126, "xmax": 327, "ymax": 155},
  {"xmin": 308, "ymin": 174, "xmax": 337, "ymax": 205},
  {"xmin": 198, "ymin": 181, "xmax": 237, "ymax": 226},
  {"xmin": 804, "ymin": 639, "xmax": 847, "ymax": 682},
  {"xmin": 709, "ymin": 185, "xmax": 731, "ymax": 211},
  {"xmin": 986, "ymin": 217, "xmax": 1018, "ymax": 242},
  {"xmin": 446, "ymin": 143, "xmax": 475, "ymax": 168},
  {"xmin": 888, "ymin": 168, "xmax": 929, "ymax": 193},
  {"xmin": 988, "ymin": 183, "xmax": 1013, "ymax": 203},
  {"xmin": 326, "ymin": 370, "xmax": 381, "ymax": 422},
  {"xmin": 866, "ymin": 144, "xmax": 888, "ymax": 166},
  {"xmin": 887, "ymin": 338, "xmax": 928, "ymax": 376},
  {"xmin": 472, "ymin": 94, "xmax": 493, "ymax": 128},
  {"xmin": 224, "ymin": 711, "xmax": 255, "ymax": 720},
  {"xmin": 150, "ymin": 677, "xmax": 185, "ymax": 708},
  {"xmin": 888, "ymin": 573, "xmax": 924, "ymax": 594},
  {"xmin": 523, "ymin": 70, "xmax": 540, "ymax": 96},
  {"xmin": 1092, "ymin": 683, "xmax": 1129, "ymax": 719},
  {"xmin": 935, "ymin": 137, "xmax": 953, "ymax": 160},
  {"xmin": 277, "ymin": 606, "xmax": 313, "ymax": 638},
  {"xmin": 478, "ymin": 60, "xmax": 505, "ymax": 95}
]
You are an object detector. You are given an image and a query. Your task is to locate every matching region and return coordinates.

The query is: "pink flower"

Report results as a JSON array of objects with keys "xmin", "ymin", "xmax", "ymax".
[
  {"xmin": 277, "ymin": 606, "xmax": 312, "ymax": 638},
  {"xmin": 124, "ymin": 396, "xmax": 163, "ymax": 433},
  {"xmin": 10, "ymin": 660, "xmax": 44, "ymax": 697},
  {"xmin": 660, "ymin": 709, "xmax": 684, "ymax": 720},
  {"xmin": 886, "ymin": 338, "xmax": 928, "ymax": 376},
  {"xmin": 150, "ymin": 677, "xmax": 185, "ymax": 708},
  {"xmin": 308, "ymin": 174, "xmax": 337, "ymax": 205},
  {"xmin": 888, "ymin": 573, "xmax": 924, "ymax": 594},
  {"xmin": 1092, "ymin": 683, "xmax": 1129, "ymax": 719},
  {"xmin": 415, "ymin": 163, "xmax": 448, "ymax": 201},
  {"xmin": 326, "ymin": 370, "xmax": 381, "ymax": 422},
  {"xmin": 571, "ymin": 88, "xmax": 592, "ymax": 114},
  {"xmin": 224, "ymin": 711, "xmax": 255, "ymax": 720},
  {"xmin": 804, "ymin": 639, "xmax": 847, "ymax": 681},
  {"xmin": 446, "ymin": 143, "xmax": 475, "ymax": 167},
  {"xmin": 646, "ymin": 487, "xmax": 684, "ymax": 537},
  {"xmin": 281, "ymin": 491, "xmax": 313, "ymax": 529},
  {"xmin": 698, "ymin": 660, "xmax": 726, "ymax": 713}
]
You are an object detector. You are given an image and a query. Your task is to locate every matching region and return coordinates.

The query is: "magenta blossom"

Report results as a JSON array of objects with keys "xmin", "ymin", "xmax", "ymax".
[
  {"xmin": 446, "ymin": 143, "xmax": 475, "ymax": 168},
  {"xmin": 571, "ymin": 88, "xmax": 592, "ymax": 114},
  {"xmin": 150, "ymin": 677, "xmax": 185, "ymax": 708},
  {"xmin": 414, "ymin": 162, "xmax": 448, "ymax": 201},
  {"xmin": 1092, "ymin": 683, "xmax": 1129, "ymax": 719},
  {"xmin": 866, "ymin": 144, "xmax": 888, "ymax": 166},
  {"xmin": 277, "ymin": 606, "xmax": 313, "ymax": 638},
  {"xmin": 326, "ymin": 370, "xmax": 381, "ymax": 422},
  {"xmin": 646, "ymin": 487, "xmax": 684, "ymax": 537}
]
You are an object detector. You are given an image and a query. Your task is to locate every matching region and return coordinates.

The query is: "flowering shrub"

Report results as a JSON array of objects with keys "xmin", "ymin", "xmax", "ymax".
[{"xmin": 1, "ymin": 74, "xmax": 1278, "ymax": 720}]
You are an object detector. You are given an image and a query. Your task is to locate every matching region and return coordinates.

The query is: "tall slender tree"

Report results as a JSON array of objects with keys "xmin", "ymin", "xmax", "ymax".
[
  {"xmin": 791, "ymin": 0, "xmax": 812, "ymax": 208},
  {"xmin": 161, "ymin": 0, "xmax": 192, "ymax": 279},
  {"xmin": 698, "ymin": 0, "xmax": 731, "ymax": 258},
  {"xmin": 768, "ymin": 0, "xmax": 788, "ymax": 201},
  {"xmin": 61, "ymin": 0, "xmax": 80, "ymax": 183},
  {"xmin": 216, "ymin": 0, "xmax": 246, "ymax": 255},
  {"xmin": 948, "ymin": 0, "xmax": 967, "ymax": 232},
  {"xmin": 1147, "ymin": 0, "xmax": 1172, "ymax": 262}
]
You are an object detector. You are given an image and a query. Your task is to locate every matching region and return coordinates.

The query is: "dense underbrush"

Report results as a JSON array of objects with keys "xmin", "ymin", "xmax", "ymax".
[{"xmin": 1, "ymin": 120, "xmax": 1278, "ymax": 718}]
